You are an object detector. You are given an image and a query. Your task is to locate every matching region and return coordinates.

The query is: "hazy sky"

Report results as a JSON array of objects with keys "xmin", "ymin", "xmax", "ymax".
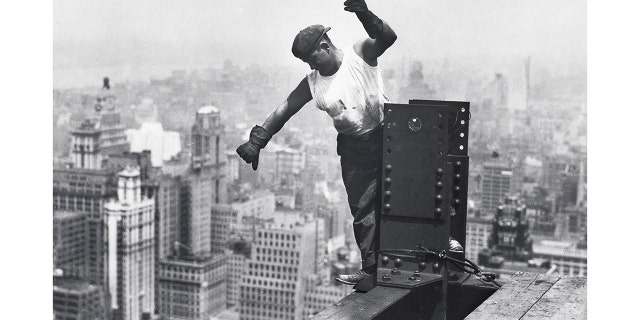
[{"xmin": 54, "ymin": 0, "xmax": 586, "ymax": 85}]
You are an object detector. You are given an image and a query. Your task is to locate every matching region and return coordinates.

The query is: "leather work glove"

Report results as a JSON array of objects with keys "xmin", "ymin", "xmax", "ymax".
[
  {"xmin": 236, "ymin": 125, "xmax": 272, "ymax": 171},
  {"xmin": 344, "ymin": 0, "xmax": 383, "ymax": 39},
  {"xmin": 343, "ymin": 0, "xmax": 368, "ymax": 12}
]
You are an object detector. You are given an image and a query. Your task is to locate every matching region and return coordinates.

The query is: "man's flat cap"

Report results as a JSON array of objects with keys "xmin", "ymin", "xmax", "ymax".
[{"xmin": 292, "ymin": 25, "xmax": 331, "ymax": 60}]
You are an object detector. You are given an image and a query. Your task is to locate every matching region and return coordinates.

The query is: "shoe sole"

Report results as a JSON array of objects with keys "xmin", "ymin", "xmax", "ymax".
[{"xmin": 334, "ymin": 277, "xmax": 358, "ymax": 286}]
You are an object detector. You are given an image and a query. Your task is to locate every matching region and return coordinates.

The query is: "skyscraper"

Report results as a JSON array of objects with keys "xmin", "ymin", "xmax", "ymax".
[
  {"xmin": 53, "ymin": 276, "xmax": 106, "ymax": 320},
  {"xmin": 239, "ymin": 212, "xmax": 323, "ymax": 320},
  {"xmin": 481, "ymin": 161, "xmax": 513, "ymax": 213},
  {"xmin": 191, "ymin": 105, "xmax": 225, "ymax": 170},
  {"xmin": 53, "ymin": 167, "xmax": 115, "ymax": 289},
  {"xmin": 465, "ymin": 214, "xmax": 493, "ymax": 263},
  {"xmin": 53, "ymin": 80, "xmax": 131, "ymax": 292},
  {"xmin": 154, "ymin": 106, "xmax": 229, "ymax": 319},
  {"xmin": 105, "ymin": 167, "xmax": 155, "ymax": 320},
  {"xmin": 53, "ymin": 211, "xmax": 89, "ymax": 279},
  {"xmin": 211, "ymin": 191, "xmax": 275, "ymax": 251},
  {"xmin": 156, "ymin": 254, "xmax": 227, "ymax": 319}
]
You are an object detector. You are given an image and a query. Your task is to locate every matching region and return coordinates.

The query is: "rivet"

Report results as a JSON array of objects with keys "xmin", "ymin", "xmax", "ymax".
[
  {"xmin": 454, "ymin": 186, "xmax": 461, "ymax": 193},
  {"xmin": 384, "ymin": 204, "xmax": 391, "ymax": 211},
  {"xmin": 394, "ymin": 258, "xmax": 402, "ymax": 268},
  {"xmin": 435, "ymin": 208, "xmax": 442, "ymax": 215},
  {"xmin": 385, "ymin": 164, "xmax": 392, "ymax": 171},
  {"xmin": 454, "ymin": 199, "xmax": 461, "ymax": 205},
  {"xmin": 455, "ymin": 161, "xmax": 462, "ymax": 167},
  {"xmin": 433, "ymin": 261, "xmax": 441, "ymax": 273},
  {"xmin": 454, "ymin": 173, "xmax": 461, "ymax": 180},
  {"xmin": 384, "ymin": 190, "xmax": 392, "ymax": 197},
  {"xmin": 418, "ymin": 262, "xmax": 427, "ymax": 270},
  {"xmin": 381, "ymin": 256, "xmax": 390, "ymax": 265},
  {"xmin": 436, "ymin": 168, "xmax": 444, "ymax": 176},
  {"xmin": 435, "ymin": 181, "xmax": 443, "ymax": 188},
  {"xmin": 385, "ymin": 177, "xmax": 392, "ymax": 184},
  {"xmin": 435, "ymin": 194, "xmax": 443, "ymax": 201}
]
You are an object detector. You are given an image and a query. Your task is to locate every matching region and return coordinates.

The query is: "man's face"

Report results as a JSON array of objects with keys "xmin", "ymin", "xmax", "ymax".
[{"xmin": 304, "ymin": 44, "xmax": 333, "ymax": 75}]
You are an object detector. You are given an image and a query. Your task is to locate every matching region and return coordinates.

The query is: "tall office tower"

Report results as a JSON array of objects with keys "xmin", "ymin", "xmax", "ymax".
[
  {"xmin": 53, "ymin": 168, "xmax": 115, "ymax": 288},
  {"xmin": 180, "ymin": 170, "xmax": 215, "ymax": 256},
  {"xmin": 480, "ymin": 161, "xmax": 513, "ymax": 213},
  {"xmin": 239, "ymin": 213, "xmax": 322, "ymax": 320},
  {"xmin": 154, "ymin": 173, "xmax": 182, "ymax": 262},
  {"xmin": 225, "ymin": 242, "xmax": 251, "ymax": 308},
  {"xmin": 105, "ymin": 166, "xmax": 155, "ymax": 320},
  {"xmin": 191, "ymin": 105, "xmax": 225, "ymax": 170},
  {"xmin": 54, "ymin": 79, "xmax": 132, "ymax": 289},
  {"xmin": 211, "ymin": 191, "xmax": 275, "ymax": 251},
  {"xmin": 53, "ymin": 211, "xmax": 88, "ymax": 278},
  {"xmin": 156, "ymin": 254, "xmax": 227, "ymax": 320},
  {"xmin": 53, "ymin": 276, "xmax": 106, "ymax": 320},
  {"xmin": 465, "ymin": 214, "xmax": 493, "ymax": 263},
  {"xmin": 150, "ymin": 172, "xmax": 183, "ymax": 314}
]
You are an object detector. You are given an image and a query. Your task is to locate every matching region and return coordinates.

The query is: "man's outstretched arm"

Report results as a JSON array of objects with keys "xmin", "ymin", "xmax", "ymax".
[
  {"xmin": 344, "ymin": 0, "xmax": 397, "ymax": 64},
  {"xmin": 262, "ymin": 78, "xmax": 312, "ymax": 135},
  {"xmin": 236, "ymin": 78, "xmax": 312, "ymax": 170}
]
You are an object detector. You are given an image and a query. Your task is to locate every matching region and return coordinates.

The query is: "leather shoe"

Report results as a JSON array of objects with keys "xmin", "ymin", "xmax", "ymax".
[
  {"xmin": 335, "ymin": 269, "xmax": 372, "ymax": 285},
  {"xmin": 449, "ymin": 237, "xmax": 464, "ymax": 253}
]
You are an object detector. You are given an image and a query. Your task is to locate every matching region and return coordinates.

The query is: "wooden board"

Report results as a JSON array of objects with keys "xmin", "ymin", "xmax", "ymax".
[
  {"xmin": 465, "ymin": 272, "xmax": 561, "ymax": 320},
  {"xmin": 520, "ymin": 277, "xmax": 587, "ymax": 320}
]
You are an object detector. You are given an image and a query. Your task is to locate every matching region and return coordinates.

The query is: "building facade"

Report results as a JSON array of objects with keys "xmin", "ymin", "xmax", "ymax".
[
  {"xmin": 156, "ymin": 254, "xmax": 227, "ymax": 320},
  {"xmin": 481, "ymin": 161, "xmax": 513, "ymax": 213},
  {"xmin": 53, "ymin": 211, "xmax": 89, "ymax": 279},
  {"xmin": 105, "ymin": 167, "xmax": 155, "ymax": 320},
  {"xmin": 53, "ymin": 168, "xmax": 115, "ymax": 288},
  {"xmin": 465, "ymin": 214, "xmax": 493, "ymax": 263},
  {"xmin": 53, "ymin": 276, "xmax": 106, "ymax": 320},
  {"xmin": 239, "ymin": 214, "xmax": 321, "ymax": 320}
]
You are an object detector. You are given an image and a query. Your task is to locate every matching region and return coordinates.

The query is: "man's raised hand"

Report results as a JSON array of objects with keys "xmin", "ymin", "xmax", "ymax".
[{"xmin": 344, "ymin": 0, "xmax": 368, "ymax": 13}]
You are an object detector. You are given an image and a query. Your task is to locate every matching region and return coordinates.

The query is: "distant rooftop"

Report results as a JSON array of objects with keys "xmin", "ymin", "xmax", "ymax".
[
  {"xmin": 197, "ymin": 105, "xmax": 220, "ymax": 114},
  {"xmin": 53, "ymin": 277, "xmax": 96, "ymax": 293}
]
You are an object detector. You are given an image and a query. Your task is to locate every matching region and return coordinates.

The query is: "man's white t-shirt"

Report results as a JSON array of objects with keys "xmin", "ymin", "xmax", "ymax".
[{"xmin": 307, "ymin": 46, "xmax": 389, "ymax": 136}]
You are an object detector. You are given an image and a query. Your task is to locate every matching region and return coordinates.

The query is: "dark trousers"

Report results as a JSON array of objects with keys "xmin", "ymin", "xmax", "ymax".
[{"xmin": 337, "ymin": 127, "xmax": 382, "ymax": 269}]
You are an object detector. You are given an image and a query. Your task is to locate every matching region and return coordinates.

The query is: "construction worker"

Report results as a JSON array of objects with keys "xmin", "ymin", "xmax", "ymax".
[{"xmin": 238, "ymin": 1, "xmax": 462, "ymax": 286}]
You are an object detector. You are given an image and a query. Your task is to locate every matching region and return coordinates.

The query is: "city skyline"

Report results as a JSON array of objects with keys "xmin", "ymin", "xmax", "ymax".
[{"xmin": 50, "ymin": 1, "xmax": 589, "ymax": 319}]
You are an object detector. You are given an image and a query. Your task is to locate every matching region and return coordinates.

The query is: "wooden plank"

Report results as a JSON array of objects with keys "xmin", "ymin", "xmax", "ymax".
[
  {"xmin": 465, "ymin": 272, "xmax": 560, "ymax": 320},
  {"xmin": 521, "ymin": 277, "xmax": 587, "ymax": 320}
]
